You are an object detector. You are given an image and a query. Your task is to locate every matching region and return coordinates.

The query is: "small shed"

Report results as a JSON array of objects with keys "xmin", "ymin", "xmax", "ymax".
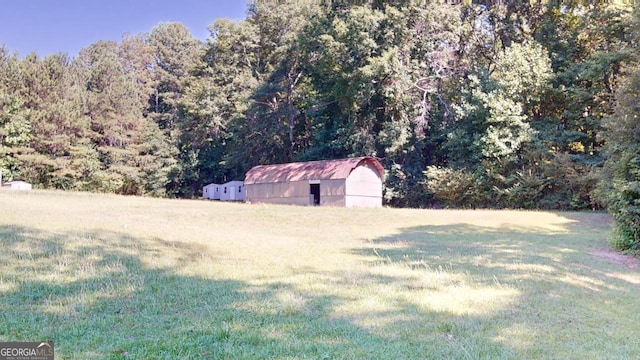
[
  {"xmin": 2, "ymin": 181, "xmax": 32, "ymax": 191},
  {"xmin": 244, "ymin": 157, "xmax": 384, "ymax": 207},
  {"xmin": 202, "ymin": 183, "xmax": 221, "ymax": 200},
  {"xmin": 219, "ymin": 181, "xmax": 245, "ymax": 202}
]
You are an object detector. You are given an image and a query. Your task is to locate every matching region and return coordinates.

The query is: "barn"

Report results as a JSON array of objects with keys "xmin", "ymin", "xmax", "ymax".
[
  {"xmin": 244, "ymin": 157, "xmax": 384, "ymax": 207},
  {"xmin": 219, "ymin": 181, "xmax": 246, "ymax": 202},
  {"xmin": 202, "ymin": 183, "xmax": 221, "ymax": 200}
]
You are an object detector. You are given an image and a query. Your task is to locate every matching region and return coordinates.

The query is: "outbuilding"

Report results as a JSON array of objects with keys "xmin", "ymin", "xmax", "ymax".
[
  {"xmin": 219, "ymin": 181, "xmax": 245, "ymax": 202},
  {"xmin": 2, "ymin": 181, "xmax": 32, "ymax": 191},
  {"xmin": 202, "ymin": 183, "xmax": 221, "ymax": 200},
  {"xmin": 244, "ymin": 156, "xmax": 384, "ymax": 207}
]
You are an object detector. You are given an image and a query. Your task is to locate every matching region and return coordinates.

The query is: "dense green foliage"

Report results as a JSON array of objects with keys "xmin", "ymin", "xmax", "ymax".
[
  {"xmin": 599, "ymin": 5, "xmax": 640, "ymax": 252},
  {"xmin": 0, "ymin": 2, "xmax": 638, "ymax": 227}
]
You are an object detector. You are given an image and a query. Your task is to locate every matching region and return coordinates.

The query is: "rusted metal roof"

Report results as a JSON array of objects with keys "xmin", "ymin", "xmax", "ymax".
[{"xmin": 244, "ymin": 157, "xmax": 384, "ymax": 185}]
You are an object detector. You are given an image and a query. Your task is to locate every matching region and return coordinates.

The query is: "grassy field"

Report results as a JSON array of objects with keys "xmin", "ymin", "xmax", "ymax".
[{"xmin": 1, "ymin": 189, "xmax": 639, "ymax": 359}]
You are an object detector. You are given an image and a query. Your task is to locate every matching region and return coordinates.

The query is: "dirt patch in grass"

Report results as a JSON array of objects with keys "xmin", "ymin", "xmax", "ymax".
[{"xmin": 590, "ymin": 248, "xmax": 640, "ymax": 269}]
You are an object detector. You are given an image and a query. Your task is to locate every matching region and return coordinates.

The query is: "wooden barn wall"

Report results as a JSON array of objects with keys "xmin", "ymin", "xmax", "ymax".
[{"xmin": 246, "ymin": 179, "xmax": 346, "ymax": 206}]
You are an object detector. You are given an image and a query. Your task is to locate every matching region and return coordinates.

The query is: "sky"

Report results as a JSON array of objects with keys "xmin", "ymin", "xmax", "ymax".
[{"xmin": 0, "ymin": 0, "xmax": 249, "ymax": 58}]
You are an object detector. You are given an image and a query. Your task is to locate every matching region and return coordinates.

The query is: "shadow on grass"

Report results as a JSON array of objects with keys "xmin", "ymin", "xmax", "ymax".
[
  {"xmin": 2, "ymin": 211, "xmax": 637, "ymax": 359},
  {"xmin": 1, "ymin": 225, "xmax": 480, "ymax": 359},
  {"xmin": 346, "ymin": 213, "xmax": 640, "ymax": 359}
]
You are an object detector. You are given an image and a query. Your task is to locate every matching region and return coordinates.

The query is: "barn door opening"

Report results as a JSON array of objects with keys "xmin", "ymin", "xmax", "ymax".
[{"xmin": 310, "ymin": 183, "xmax": 320, "ymax": 205}]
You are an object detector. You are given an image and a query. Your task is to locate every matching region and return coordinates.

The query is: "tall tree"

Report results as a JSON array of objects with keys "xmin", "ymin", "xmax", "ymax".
[
  {"xmin": 0, "ymin": 47, "xmax": 31, "ymax": 182},
  {"xmin": 230, "ymin": 2, "xmax": 319, "ymax": 167},
  {"xmin": 147, "ymin": 23, "xmax": 200, "ymax": 134},
  {"xmin": 146, "ymin": 23, "xmax": 200, "ymax": 196},
  {"xmin": 599, "ymin": 5, "xmax": 640, "ymax": 252},
  {"xmin": 180, "ymin": 18, "xmax": 261, "ymax": 192},
  {"xmin": 76, "ymin": 40, "xmax": 176, "ymax": 195},
  {"xmin": 25, "ymin": 54, "xmax": 88, "ymax": 187}
]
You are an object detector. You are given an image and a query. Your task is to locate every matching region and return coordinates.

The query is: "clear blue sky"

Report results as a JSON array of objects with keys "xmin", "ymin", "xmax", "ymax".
[{"xmin": 0, "ymin": 0, "xmax": 249, "ymax": 58}]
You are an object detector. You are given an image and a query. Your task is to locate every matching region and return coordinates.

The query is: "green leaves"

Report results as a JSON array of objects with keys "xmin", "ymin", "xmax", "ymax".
[
  {"xmin": 599, "ymin": 6, "xmax": 640, "ymax": 251},
  {"xmin": 0, "ymin": 1, "xmax": 637, "ymax": 211}
]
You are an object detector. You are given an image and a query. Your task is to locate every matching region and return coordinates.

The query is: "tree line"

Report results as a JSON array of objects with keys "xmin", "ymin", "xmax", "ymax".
[{"xmin": 1, "ymin": 1, "xmax": 638, "ymax": 250}]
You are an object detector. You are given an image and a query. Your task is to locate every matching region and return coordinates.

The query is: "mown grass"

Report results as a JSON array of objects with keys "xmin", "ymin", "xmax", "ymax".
[{"xmin": 1, "ymin": 189, "xmax": 639, "ymax": 359}]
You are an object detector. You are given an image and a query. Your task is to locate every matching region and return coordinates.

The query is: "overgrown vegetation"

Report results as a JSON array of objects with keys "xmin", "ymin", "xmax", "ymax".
[
  {"xmin": 1, "ymin": 1, "xmax": 639, "ymax": 247},
  {"xmin": 598, "ymin": 5, "xmax": 640, "ymax": 253},
  {"xmin": 1, "ymin": 190, "xmax": 638, "ymax": 359}
]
